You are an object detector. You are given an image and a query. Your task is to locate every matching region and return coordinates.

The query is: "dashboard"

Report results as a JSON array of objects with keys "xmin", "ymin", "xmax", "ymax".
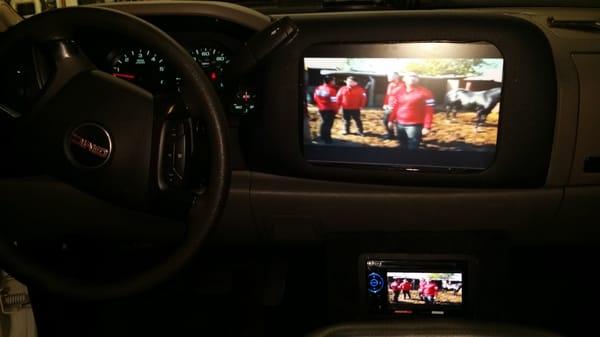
[
  {"xmin": 2, "ymin": 3, "xmax": 600, "ymax": 241},
  {"xmin": 2, "ymin": 3, "xmax": 600, "ymax": 337},
  {"xmin": 6, "ymin": 4, "xmax": 578, "ymax": 261}
]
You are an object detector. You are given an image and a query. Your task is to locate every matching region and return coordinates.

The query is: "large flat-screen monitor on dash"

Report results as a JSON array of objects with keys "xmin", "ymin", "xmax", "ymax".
[{"xmin": 302, "ymin": 42, "xmax": 504, "ymax": 171}]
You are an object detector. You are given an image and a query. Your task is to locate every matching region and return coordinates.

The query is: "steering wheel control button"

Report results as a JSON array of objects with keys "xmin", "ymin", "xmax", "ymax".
[
  {"xmin": 174, "ymin": 136, "xmax": 186, "ymax": 178},
  {"xmin": 67, "ymin": 123, "xmax": 112, "ymax": 168},
  {"xmin": 367, "ymin": 273, "xmax": 384, "ymax": 294},
  {"xmin": 163, "ymin": 119, "xmax": 187, "ymax": 187}
]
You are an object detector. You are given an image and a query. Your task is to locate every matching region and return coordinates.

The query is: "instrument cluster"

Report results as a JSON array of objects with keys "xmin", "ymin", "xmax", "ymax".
[
  {"xmin": 106, "ymin": 42, "xmax": 257, "ymax": 117},
  {"xmin": 108, "ymin": 45, "xmax": 232, "ymax": 93}
]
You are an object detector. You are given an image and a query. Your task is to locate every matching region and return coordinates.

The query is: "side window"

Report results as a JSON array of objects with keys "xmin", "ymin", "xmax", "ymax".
[{"xmin": 15, "ymin": 3, "xmax": 36, "ymax": 16}]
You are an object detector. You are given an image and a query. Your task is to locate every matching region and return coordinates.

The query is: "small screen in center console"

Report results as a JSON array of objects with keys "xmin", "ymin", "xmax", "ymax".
[
  {"xmin": 302, "ymin": 42, "xmax": 503, "ymax": 171},
  {"xmin": 363, "ymin": 257, "xmax": 469, "ymax": 317},
  {"xmin": 386, "ymin": 272, "xmax": 462, "ymax": 309}
]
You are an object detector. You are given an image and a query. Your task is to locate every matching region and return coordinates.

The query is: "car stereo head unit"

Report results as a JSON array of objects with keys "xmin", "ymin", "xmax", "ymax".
[{"xmin": 361, "ymin": 255, "xmax": 472, "ymax": 317}]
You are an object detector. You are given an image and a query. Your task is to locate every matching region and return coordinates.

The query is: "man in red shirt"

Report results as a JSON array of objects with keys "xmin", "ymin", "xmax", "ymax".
[
  {"xmin": 389, "ymin": 278, "xmax": 401, "ymax": 302},
  {"xmin": 382, "ymin": 72, "xmax": 405, "ymax": 139},
  {"xmin": 336, "ymin": 76, "xmax": 367, "ymax": 136},
  {"xmin": 387, "ymin": 72, "xmax": 435, "ymax": 149},
  {"xmin": 313, "ymin": 76, "xmax": 338, "ymax": 143},
  {"xmin": 399, "ymin": 279, "xmax": 412, "ymax": 299},
  {"xmin": 418, "ymin": 278, "xmax": 426, "ymax": 300},
  {"xmin": 422, "ymin": 280, "xmax": 439, "ymax": 304}
]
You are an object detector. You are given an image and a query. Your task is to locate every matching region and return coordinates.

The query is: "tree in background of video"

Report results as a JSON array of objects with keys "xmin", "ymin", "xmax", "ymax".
[
  {"xmin": 405, "ymin": 59, "xmax": 486, "ymax": 77},
  {"xmin": 428, "ymin": 273, "xmax": 456, "ymax": 281}
]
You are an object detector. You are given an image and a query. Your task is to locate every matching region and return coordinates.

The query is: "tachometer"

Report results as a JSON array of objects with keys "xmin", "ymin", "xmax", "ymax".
[
  {"xmin": 189, "ymin": 47, "xmax": 231, "ymax": 90},
  {"xmin": 111, "ymin": 48, "xmax": 170, "ymax": 92}
]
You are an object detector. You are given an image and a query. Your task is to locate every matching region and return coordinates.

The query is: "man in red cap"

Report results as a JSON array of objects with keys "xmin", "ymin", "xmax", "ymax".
[
  {"xmin": 387, "ymin": 72, "xmax": 435, "ymax": 149},
  {"xmin": 336, "ymin": 76, "xmax": 367, "ymax": 136}
]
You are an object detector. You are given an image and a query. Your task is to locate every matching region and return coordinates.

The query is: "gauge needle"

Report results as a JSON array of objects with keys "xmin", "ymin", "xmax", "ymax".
[{"xmin": 112, "ymin": 73, "xmax": 136, "ymax": 80}]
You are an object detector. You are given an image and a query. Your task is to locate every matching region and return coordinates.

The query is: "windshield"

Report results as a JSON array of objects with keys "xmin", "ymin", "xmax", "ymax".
[{"xmin": 4, "ymin": 0, "xmax": 600, "ymax": 18}]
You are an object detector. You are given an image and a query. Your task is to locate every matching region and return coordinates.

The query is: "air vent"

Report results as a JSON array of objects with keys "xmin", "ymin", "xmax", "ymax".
[{"xmin": 548, "ymin": 17, "xmax": 600, "ymax": 32}]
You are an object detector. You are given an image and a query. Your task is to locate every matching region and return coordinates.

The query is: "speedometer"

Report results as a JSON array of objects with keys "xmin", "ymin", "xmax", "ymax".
[
  {"xmin": 111, "ymin": 48, "xmax": 170, "ymax": 92},
  {"xmin": 189, "ymin": 47, "xmax": 231, "ymax": 90}
]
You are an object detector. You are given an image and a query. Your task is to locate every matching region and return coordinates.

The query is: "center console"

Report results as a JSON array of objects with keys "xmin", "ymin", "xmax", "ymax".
[{"xmin": 322, "ymin": 233, "xmax": 508, "ymax": 323}]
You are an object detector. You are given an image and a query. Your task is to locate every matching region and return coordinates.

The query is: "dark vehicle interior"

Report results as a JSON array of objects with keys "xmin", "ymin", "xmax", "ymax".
[{"xmin": 0, "ymin": 0, "xmax": 599, "ymax": 336}]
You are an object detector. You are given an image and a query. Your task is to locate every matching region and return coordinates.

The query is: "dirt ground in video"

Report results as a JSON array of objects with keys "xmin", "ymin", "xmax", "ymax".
[
  {"xmin": 306, "ymin": 105, "xmax": 499, "ymax": 151},
  {"xmin": 388, "ymin": 290, "xmax": 462, "ymax": 305}
]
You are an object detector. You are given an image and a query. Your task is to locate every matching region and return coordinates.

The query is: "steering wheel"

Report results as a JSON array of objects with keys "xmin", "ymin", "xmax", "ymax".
[{"xmin": 0, "ymin": 7, "xmax": 230, "ymax": 300}]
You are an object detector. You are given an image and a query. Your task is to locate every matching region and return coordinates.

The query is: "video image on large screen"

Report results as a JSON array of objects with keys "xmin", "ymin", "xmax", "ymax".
[
  {"xmin": 302, "ymin": 43, "xmax": 503, "ymax": 170},
  {"xmin": 387, "ymin": 271, "xmax": 463, "ymax": 308}
]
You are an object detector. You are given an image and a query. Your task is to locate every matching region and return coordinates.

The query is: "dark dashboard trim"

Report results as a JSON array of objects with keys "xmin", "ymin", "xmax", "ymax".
[{"xmin": 95, "ymin": 1, "xmax": 271, "ymax": 32}]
